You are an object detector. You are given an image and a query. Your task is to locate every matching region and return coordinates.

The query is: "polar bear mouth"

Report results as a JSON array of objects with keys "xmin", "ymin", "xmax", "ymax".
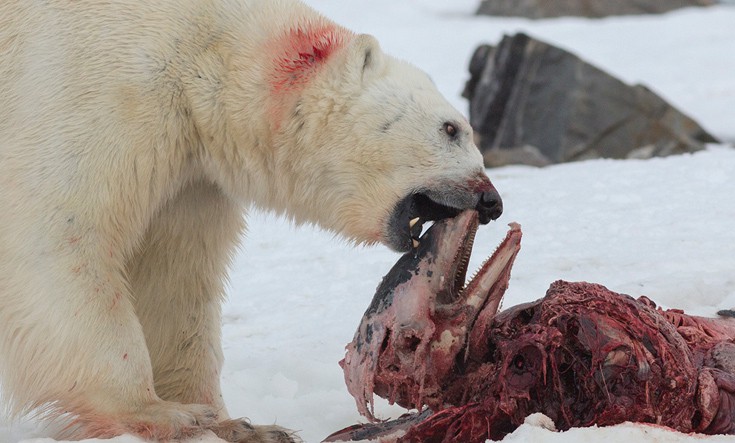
[{"xmin": 386, "ymin": 191, "xmax": 466, "ymax": 252}]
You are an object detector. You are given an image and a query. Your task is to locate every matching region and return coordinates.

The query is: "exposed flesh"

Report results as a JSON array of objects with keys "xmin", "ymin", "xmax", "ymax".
[{"xmin": 328, "ymin": 214, "xmax": 735, "ymax": 443}]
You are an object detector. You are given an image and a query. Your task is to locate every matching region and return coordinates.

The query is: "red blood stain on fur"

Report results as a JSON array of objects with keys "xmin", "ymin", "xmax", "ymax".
[
  {"xmin": 111, "ymin": 291, "xmax": 122, "ymax": 309},
  {"xmin": 123, "ymin": 353, "xmax": 128, "ymax": 360},
  {"xmin": 266, "ymin": 23, "xmax": 353, "ymax": 128},
  {"xmin": 270, "ymin": 24, "xmax": 352, "ymax": 93},
  {"xmin": 466, "ymin": 174, "xmax": 495, "ymax": 193},
  {"xmin": 71, "ymin": 415, "xmax": 181, "ymax": 441}
]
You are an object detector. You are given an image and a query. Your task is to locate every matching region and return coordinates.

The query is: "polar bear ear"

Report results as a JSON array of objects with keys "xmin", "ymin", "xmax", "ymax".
[{"xmin": 348, "ymin": 34, "xmax": 385, "ymax": 82}]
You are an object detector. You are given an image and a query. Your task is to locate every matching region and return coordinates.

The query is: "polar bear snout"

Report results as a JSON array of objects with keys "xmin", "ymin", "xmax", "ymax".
[
  {"xmin": 476, "ymin": 189, "xmax": 503, "ymax": 224},
  {"xmin": 385, "ymin": 180, "xmax": 503, "ymax": 252}
]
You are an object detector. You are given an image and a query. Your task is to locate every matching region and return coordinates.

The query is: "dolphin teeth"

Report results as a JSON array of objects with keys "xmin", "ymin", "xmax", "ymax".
[{"xmin": 409, "ymin": 217, "xmax": 420, "ymax": 229}]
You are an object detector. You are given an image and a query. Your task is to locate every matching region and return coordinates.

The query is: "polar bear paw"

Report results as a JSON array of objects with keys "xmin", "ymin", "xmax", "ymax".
[
  {"xmin": 77, "ymin": 401, "xmax": 218, "ymax": 440},
  {"xmin": 210, "ymin": 419, "xmax": 301, "ymax": 443}
]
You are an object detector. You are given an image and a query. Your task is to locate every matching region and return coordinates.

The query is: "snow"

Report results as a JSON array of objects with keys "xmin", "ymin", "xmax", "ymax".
[{"xmin": 3, "ymin": 1, "xmax": 735, "ymax": 443}]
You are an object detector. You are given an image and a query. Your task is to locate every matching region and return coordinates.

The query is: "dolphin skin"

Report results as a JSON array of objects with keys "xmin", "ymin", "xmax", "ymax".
[{"xmin": 327, "ymin": 211, "xmax": 735, "ymax": 442}]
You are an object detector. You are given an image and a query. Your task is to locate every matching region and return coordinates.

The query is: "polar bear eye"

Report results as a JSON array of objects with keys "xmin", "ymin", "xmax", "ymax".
[{"xmin": 443, "ymin": 122, "xmax": 458, "ymax": 139}]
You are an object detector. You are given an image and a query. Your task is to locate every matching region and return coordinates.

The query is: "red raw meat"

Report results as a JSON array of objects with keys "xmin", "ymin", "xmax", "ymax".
[{"xmin": 327, "ymin": 211, "xmax": 735, "ymax": 442}]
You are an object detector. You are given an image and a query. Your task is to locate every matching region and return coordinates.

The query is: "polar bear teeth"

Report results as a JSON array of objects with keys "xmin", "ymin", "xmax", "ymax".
[
  {"xmin": 409, "ymin": 216, "xmax": 424, "ymax": 239},
  {"xmin": 409, "ymin": 217, "xmax": 423, "ymax": 248}
]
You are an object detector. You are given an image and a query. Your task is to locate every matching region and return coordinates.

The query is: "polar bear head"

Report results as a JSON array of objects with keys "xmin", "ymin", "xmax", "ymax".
[{"xmin": 207, "ymin": 15, "xmax": 502, "ymax": 252}]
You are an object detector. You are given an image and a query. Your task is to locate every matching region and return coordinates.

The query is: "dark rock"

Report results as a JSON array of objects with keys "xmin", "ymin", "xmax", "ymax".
[
  {"xmin": 476, "ymin": 0, "xmax": 715, "ymax": 19},
  {"xmin": 464, "ymin": 33, "xmax": 719, "ymax": 166}
]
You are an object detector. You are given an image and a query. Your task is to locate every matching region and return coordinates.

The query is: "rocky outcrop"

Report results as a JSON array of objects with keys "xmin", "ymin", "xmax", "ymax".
[
  {"xmin": 463, "ymin": 33, "xmax": 718, "ymax": 167},
  {"xmin": 476, "ymin": 0, "xmax": 715, "ymax": 19}
]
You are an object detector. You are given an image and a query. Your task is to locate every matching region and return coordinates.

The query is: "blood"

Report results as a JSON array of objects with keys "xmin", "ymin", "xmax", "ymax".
[
  {"xmin": 329, "ymin": 221, "xmax": 735, "ymax": 443},
  {"xmin": 269, "ymin": 24, "xmax": 352, "ymax": 94},
  {"xmin": 110, "ymin": 291, "xmax": 122, "ymax": 309},
  {"xmin": 465, "ymin": 174, "xmax": 494, "ymax": 194},
  {"xmin": 265, "ymin": 23, "xmax": 353, "ymax": 129}
]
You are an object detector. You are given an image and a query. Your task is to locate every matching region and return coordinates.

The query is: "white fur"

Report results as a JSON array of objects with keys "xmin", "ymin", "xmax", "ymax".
[{"xmin": 0, "ymin": 0, "xmax": 487, "ymax": 440}]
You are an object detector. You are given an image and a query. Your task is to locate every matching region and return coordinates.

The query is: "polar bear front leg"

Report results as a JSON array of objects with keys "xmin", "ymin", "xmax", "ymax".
[
  {"xmin": 128, "ymin": 181, "xmax": 299, "ymax": 443},
  {"xmin": 129, "ymin": 182, "xmax": 239, "ymax": 412},
  {"xmin": 0, "ymin": 221, "xmax": 218, "ymax": 439}
]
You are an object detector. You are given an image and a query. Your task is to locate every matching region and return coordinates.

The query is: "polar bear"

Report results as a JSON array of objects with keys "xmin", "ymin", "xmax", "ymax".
[{"xmin": 0, "ymin": 0, "xmax": 502, "ymax": 441}]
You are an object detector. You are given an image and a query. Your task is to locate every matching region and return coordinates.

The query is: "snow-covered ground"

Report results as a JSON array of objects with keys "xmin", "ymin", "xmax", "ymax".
[{"xmin": 3, "ymin": 1, "xmax": 735, "ymax": 443}]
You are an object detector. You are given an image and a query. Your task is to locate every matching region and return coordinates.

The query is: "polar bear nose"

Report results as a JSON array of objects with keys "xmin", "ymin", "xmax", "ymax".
[{"xmin": 476, "ymin": 189, "xmax": 503, "ymax": 224}]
